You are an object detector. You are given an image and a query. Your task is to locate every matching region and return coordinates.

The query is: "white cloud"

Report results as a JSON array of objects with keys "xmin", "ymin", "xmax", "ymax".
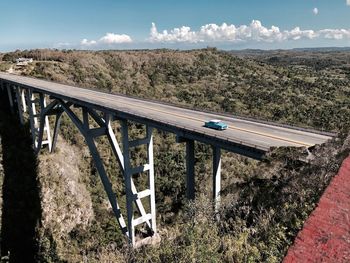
[
  {"xmin": 149, "ymin": 22, "xmax": 197, "ymax": 43},
  {"xmin": 63, "ymin": 21, "xmax": 350, "ymax": 49},
  {"xmin": 284, "ymin": 27, "xmax": 317, "ymax": 40},
  {"xmin": 319, "ymin": 29, "xmax": 350, "ymax": 40},
  {"xmin": 347, "ymin": 0, "xmax": 350, "ymax": 6},
  {"xmin": 149, "ymin": 21, "xmax": 320, "ymax": 43},
  {"xmin": 313, "ymin": 7, "xmax": 319, "ymax": 15},
  {"xmin": 81, "ymin": 33, "xmax": 132, "ymax": 47},
  {"xmin": 99, "ymin": 33, "xmax": 132, "ymax": 44},
  {"xmin": 81, "ymin": 39, "xmax": 97, "ymax": 46}
]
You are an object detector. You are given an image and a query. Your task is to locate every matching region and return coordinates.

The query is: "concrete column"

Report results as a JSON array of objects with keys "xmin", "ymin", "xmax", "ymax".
[
  {"xmin": 121, "ymin": 119, "xmax": 135, "ymax": 246},
  {"xmin": 62, "ymin": 105, "xmax": 128, "ymax": 236},
  {"xmin": 21, "ymin": 89, "xmax": 27, "ymax": 112},
  {"xmin": 213, "ymin": 146, "xmax": 221, "ymax": 212},
  {"xmin": 51, "ymin": 111, "xmax": 63, "ymax": 152},
  {"xmin": 6, "ymin": 84, "xmax": 14, "ymax": 113},
  {"xmin": 147, "ymin": 126, "xmax": 157, "ymax": 234},
  {"xmin": 186, "ymin": 140, "xmax": 195, "ymax": 200},
  {"xmin": 15, "ymin": 86, "xmax": 24, "ymax": 124},
  {"xmin": 26, "ymin": 89, "xmax": 37, "ymax": 147}
]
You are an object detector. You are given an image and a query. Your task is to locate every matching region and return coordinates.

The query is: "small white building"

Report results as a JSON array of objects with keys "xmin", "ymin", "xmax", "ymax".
[{"xmin": 16, "ymin": 58, "xmax": 33, "ymax": 66}]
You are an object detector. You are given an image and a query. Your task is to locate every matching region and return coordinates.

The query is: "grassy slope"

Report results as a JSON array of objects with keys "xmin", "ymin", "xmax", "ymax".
[{"xmin": 0, "ymin": 49, "xmax": 350, "ymax": 262}]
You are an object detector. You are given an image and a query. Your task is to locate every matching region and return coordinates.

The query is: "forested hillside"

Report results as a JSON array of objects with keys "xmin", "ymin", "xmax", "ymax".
[
  {"xmin": 2, "ymin": 48, "xmax": 350, "ymax": 131},
  {"xmin": 0, "ymin": 49, "xmax": 349, "ymax": 262}
]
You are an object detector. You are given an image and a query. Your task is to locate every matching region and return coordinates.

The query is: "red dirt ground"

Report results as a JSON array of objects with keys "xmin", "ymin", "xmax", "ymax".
[{"xmin": 283, "ymin": 156, "xmax": 350, "ymax": 263}]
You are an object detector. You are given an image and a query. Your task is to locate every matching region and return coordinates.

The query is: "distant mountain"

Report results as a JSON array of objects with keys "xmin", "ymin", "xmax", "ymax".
[
  {"xmin": 230, "ymin": 47, "xmax": 350, "ymax": 54},
  {"xmin": 229, "ymin": 47, "xmax": 350, "ymax": 60},
  {"xmin": 291, "ymin": 47, "xmax": 350, "ymax": 52}
]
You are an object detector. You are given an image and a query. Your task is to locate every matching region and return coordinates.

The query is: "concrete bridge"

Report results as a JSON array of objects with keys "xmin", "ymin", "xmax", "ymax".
[{"xmin": 0, "ymin": 72, "xmax": 333, "ymax": 246}]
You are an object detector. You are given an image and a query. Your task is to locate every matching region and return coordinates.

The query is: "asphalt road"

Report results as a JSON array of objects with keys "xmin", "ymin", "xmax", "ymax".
[{"xmin": 0, "ymin": 73, "xmax": 333, "ymax": 152}]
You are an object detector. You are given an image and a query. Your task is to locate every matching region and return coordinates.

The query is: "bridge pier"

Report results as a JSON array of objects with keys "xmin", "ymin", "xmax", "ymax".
[
  {"xmin": 120, "ymin": 119, "xmax": 157, "ymax": 246},
  {"xmin": 14, "ymin": 86, "xmax": 24, "ymax": 125},
  {"xmin": 6, "ymin": 83, "xmax": 14, "ymax": 114},
  {"xmin": 50, "ymin": 106, "xmax": 63, "ymax": 153},
  {"xmin": 57, "ymin": 103, "xmax": 158, "ymax": 246},
  {"xmin": 177, "ymin": 136, "xmax": 222, "ymax": 209},
  {"xmin": 25, "ymin": 89, "xmax": 53, "ymax": 153},
  {"xmin": 212, "ymin": 146, "xmax": 221, "ymax": 212},
  {"xmin": 176, "ymin": 136, "xmax": 196, "ymax": 200},
  {"xmin": 186, "ymin": 140, "xmax": 195, "ymax": 200},
  {"xmin": 60, "ymin": 103, "xmax": 130, "ymax": 234}
]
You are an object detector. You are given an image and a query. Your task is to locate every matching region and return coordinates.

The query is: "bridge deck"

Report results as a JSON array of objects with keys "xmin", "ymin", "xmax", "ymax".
[{"xmin": 0, "ymin": 73, "xmax": 333, "ymax": 158}]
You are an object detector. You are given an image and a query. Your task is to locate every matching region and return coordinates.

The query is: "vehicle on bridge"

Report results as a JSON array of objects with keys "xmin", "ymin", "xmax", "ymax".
[{"xmin": 204, "ymin": 119, "xmax": 228, "ymax": 130}]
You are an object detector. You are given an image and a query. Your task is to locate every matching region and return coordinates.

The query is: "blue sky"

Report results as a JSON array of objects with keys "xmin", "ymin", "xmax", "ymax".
[{"xmin": 0, "ymin": 0, "xmax": 350, "ymax": 51}]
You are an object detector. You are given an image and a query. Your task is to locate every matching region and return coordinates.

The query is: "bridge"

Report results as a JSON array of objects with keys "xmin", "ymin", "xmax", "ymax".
[{"xmin": 0, "ymin": 72, "xmax": 333, "ymax": 246}]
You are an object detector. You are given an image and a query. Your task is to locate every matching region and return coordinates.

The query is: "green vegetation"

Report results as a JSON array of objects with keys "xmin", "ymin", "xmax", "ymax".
[
  {"xmin": 3, "ymin": 48, "xmax": 350, "ymax": 131},
  {"xmin": 0, "ymin": 48, "xmax": 349, "ymax": 262}
]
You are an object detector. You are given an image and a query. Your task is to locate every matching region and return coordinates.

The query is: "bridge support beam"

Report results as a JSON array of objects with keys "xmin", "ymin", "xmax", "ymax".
[
  {"xmin": 212, "ymin": 146, "xmax": 221, "ymax": 212},
  {"xmin": 186, "ymin": 140, "xmax": 195, "ymax": 200},
  {"xmin": 60, "ymin": 103, "xmax": 129, "ymax": 235},
  {"xmin": 6, "ymin": 84, "xmax": 14, "ymax": 114},
  {"xmin": 120, "ymin": 119, "xmax": 157, "ymax": 246},
  {"xmin": 177, "ymin": 137, "xmax": 223, "ymax": 209},
  {"xmin": 21, "ymin": 88, "xmax": 27, "ymax": 113},
  {"xmin": 51, "ymin": 109, "xmax": 63, "ymax": 153},
  {"xmin": 176, "ymin": 136, "xmax": 196, "ymax": 200},
  {"xmin": 14, "ymin": 86, "xmax": 24, "ymax": 125},
  {"xmin": 25, "ymin": 89, "xmax": 53, "ymax": 153},
  {"xmin": 46, "ymin": 101, "xmax": 158, "ymax": 247}
]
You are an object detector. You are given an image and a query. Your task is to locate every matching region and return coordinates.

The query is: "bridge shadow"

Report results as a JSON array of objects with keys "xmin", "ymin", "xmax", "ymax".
[{"xmin": 0, "ymin": 90, "xmax": 42, "ymax": 262}]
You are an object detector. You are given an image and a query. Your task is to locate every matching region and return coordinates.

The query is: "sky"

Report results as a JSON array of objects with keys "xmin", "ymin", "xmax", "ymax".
[{"xmin": 0, "ymin": 0, "xmax": 350, "ymax": 52}]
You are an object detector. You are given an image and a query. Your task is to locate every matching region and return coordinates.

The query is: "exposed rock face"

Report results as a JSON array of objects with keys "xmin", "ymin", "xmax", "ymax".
[
  {"xmin": 38, "ymin": 139, "xmax": 94, "ymax": 241},
  {"xmin": 36, "ymin": 137, "xmax": 128, "ymax": 262}
]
